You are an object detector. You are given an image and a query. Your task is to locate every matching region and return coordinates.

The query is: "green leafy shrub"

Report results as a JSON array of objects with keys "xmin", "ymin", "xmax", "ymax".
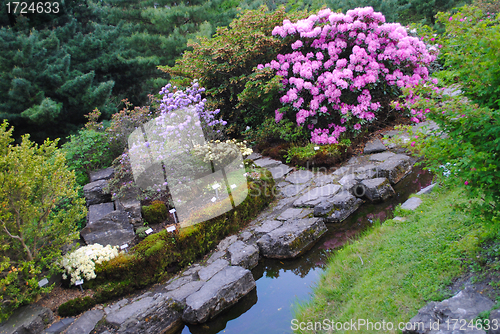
[
  {"xmin": 142, "ymin": 201, "xmax": 169, "ymax": 225},
  {"xmin": 62, "ymin": 110, "xmax": 116, "ymax": 185},
  {"xmin": 135, "ymin": 226, "xmax": 150, "ymax": 238},
  {"xmin": 93, "ymin": 280, "xmax": 135, "ymax": 304},
  {"xmin": 285, "ymin": 140, "xmax": 352, "ymax": 167},
  {"xmin": 0, "ymin": 121, "xmax": 86, "ymax": 321},
  {"xmin": 400, "ymin": 83, "xmax": 500, "ymax": 221},
  {"xmin": 58, "ymin": 297, "xmax": 96, "ymax": 317},
  {"xmin": 434, "ymin": 6, "xmax": 500, "ymax": 109},
  {"xmin": 160, "ymin": 6, "xmax": 310, "ymax": 136},
  {"xmin": 244, "ymin": 116, "xmax": 307, "ymax": 148}
]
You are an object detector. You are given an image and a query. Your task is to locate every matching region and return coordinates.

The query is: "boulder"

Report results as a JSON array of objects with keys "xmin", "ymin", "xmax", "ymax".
[
  {"xmin": 87, "ymin": 202, "xmax": 114, "ymax": 225},
  {"xmin": 403, "ymin": 288, "xmax": 494, "ymax": 334},
  {"xmin": 0, "ymin": 305, "xmax": 53, "ymax": 334},
  {"xmin": 376, "ymin": 154, "xmax": 412, "ymax": 184},
  {"xmin": 227, "ymin": 241, "xmax": 259, "ymax": 269},
  {"xmin": 360, "ymin": 178, "xmax": 395, "ymax": 202},
  {"xmin": 83, "ymin": 180, "xmax": 111, "ymax": 206},
  {"xmin": 80, "ymin": 210, "xmax": 135, "ymax": 246},
  {"xmin": 89, "ymin": 167, "xmax": 115, "ymax": 182},
  {"xmin": 314, "ymin": 191, "xmax": 363, "ymax": 223},
  {"xmin": 65, "ymin": 310, "xmax": 103, "ymax": 334},
  {"xmin": 293, "ymin": 184, "xmax": 341, "ymax": 207},
  {"xmin": 257, "ymin": 218, "xmax": 327, "ymax": 259},
  {"xmin": 364, "ymin": 138, "xmax": 387, "ymax": 154},
  {"xmin": 267, "ymin": 164, "xmax": 292, "ymax": 182},
  {"xmin": 182, "ymin": 266, "xmax": 256, "ymax": 324},
  {"xmin": 104, "ymin": 294, "xmax": 184, "ymax": 334},
  {"xmin": 285, "ymin": 170, "xmax": 315, "ymax": 184}
]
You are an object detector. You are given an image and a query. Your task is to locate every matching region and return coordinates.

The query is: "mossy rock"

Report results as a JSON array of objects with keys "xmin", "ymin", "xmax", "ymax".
[
  {"xmin": 58, "ymin": 296, "xmax": 96, "ymax": 317},
  {"xmin": 142, "ymin": 200, "xmax": 169, "ymax": 224}
]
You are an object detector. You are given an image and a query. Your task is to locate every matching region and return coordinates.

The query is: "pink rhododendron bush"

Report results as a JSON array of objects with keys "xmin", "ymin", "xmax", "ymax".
[{"xmin": 261, "ymin": 7, "xmax": 437, "ymax": 144}]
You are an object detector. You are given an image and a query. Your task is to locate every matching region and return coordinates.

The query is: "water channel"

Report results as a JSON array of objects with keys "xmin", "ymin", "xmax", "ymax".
[{"xmin": 176, "ymin": 166, "xmax": 434, "ymax": 334}]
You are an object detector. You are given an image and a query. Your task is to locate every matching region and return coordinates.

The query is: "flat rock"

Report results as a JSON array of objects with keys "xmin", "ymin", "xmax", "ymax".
[
  {"xmin": 257, "ymin": 218, "xmax": 327, "ymax": 259},
  {"xmin": 314, "ymin": 174, "xmax": 334, "ymax": 186},
  {"xmin": 166, "ymin": 281, "xmax": 205, "ymax": 303},
  {"xmin": 206, "ymin": 250, "xmax": 226, "ymax": 264},
  {"xmin": 267, "ymin": 164, "xmax": 293, "ymax": 182},
  {"xmin": 360, "ymin": 178, "xmax": 395, "ymax": 202},
  {"xmin": 364, "ymin": 138, "xmax": 387, "ymax": 154},
  {"xmin": 276, "ymin": 208, "xmax": 308, "ymax": 221},
  {"xmin": 42, "ymin": 317, "xmax": 74, "ymax": 334},
  {"xmin": 105, "ymin": 294, "xmax": 183, "ymax": 334},
  {"xmin": 401, "ymin": 197, "xmax": 422, "ymax": 210},
  {"xmin": 83, "ymin": 179, "xmax": 111, "ymax": 206},
  {"xmin": 376, "ymin": 155, "xmax": 412, "ymax": 184},
  {"xmin": 281, "ymin": 183, "xmax": 308, "ymax": 198},
  {"xmin": 227, "ymin": 241, "xmax": 259, "ymax": 269},
  {"xmin": 253, "ymin": 158, "xmax": 282, "ymax": 169},
  {"xmin": 285, "ymin": 170, "xmax": 314, "ymax": 184},
  {"xmin": 183, "ymin": 266, "xmax": 256, "ymax": 324},
  {"xmin": 332, "ymin": 166, "xmax": 352, "ymax": 177},
  {"xmin": 87, "ymin": 202, "xmax": 115, "ymax": 225},
  {"xmin": 165, "ymin": 275, "xmax": 195, "ymax": 292},
  {"xmin": 314, "ymin": 191, "xmax": 363, "ymax": 223},
  {"xmin": 217, "ymin": 235, "xmax": 238, "ymax": 252},
  {"xmin": 293, "ymin": 184, "xmax": 341, "ymax": 207},
  {"xmin": 403, "ymin": 288, "xmax": 493, "ymax": 334},
  {"xmin": 416, "ymin": 183, "xmax": 437, "ymax": 195},
  {"xmin": 368, "ymin": 151, "xmax": 395, "ymax": 162},
  {"xmin": 198, "ymin": 259, "xmax": 229, "ymax": 281},
  {"xmin": 0, "ymin": 305, "xmax": 53, "ymax": 334},
  {"xmin": 246, "ymin": 152, "xmax": 262, "ymax": 161},
  {"xmin": 89, "ymin": 167, "xmax": 115, "ymax": 182},
  {"xmin": 239, "ymin": 231, "xmax": 253, "ymax": 242},
  {"xmin": 80, "ymin": 210, "xmax": 135, "ymax": 247},
  {"xmin": 253, "ymin": 220, "xmax": 284, "ymax": 237},
  {"xmin": 65, "ymin": 309, "xmax": 103, "ymax": 334}
]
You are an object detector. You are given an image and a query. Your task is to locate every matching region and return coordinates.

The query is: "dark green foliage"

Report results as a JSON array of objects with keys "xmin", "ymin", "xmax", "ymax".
[
  {"xmin": 58, "ymin": 297, "xmax": 96, "ymax": 317},
  {"xmin": 162, "ymin": 6, "xmax": 310, "ymax": 136},
  {"xmin": 142, "ymin": 201, "xmax": 169, "ymax": 225},
  {"xmin": 244, "ymin": 116, "xmax": 307, "ymax": 148},
  {"xmin": 93, "ymin": 280, "xmax": 135, "ymax": 304}
]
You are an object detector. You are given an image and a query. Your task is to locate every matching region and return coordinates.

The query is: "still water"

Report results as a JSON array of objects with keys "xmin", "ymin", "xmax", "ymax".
[{"xmin": 178, "ymin": 167, "xmax": 433, "ymax": 334}]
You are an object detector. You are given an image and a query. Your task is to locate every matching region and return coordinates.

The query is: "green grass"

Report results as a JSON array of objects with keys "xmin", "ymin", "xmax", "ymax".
[{"xmin": 293, "ymin": 186, "xmax": 493, "ymax": 333}]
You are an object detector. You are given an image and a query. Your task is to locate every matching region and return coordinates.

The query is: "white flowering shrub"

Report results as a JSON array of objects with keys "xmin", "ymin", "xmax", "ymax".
[
  {"xmin": 61, "ymin": 244, "xmax": 119, "ymax": 285},
  {"xmin": 192, "ymin": 139, "xmax": 253, "ymax": 166}
]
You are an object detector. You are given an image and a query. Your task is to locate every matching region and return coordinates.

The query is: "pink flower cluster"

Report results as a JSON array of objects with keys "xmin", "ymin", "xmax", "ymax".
[{"xmin": 263, "ymin": 7, "xmax": 436, "ymax": 144}]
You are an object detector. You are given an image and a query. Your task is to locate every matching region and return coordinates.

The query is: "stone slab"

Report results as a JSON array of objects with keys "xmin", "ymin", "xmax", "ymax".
[
  {"xmin": 293, "ymin": 184, "xmax": 341, "ymax": 207},
  {"xmin": 276, "ymin": 208, "xmax": 308, "ymax": 221},
  {"xmin": 65, "ymin": 310, "xmax": 103, "ymax": 334},
  {"xmin": 314, "ymin": 191, "xmax": 363, "ymax": 223},
  {"xmin": 257, "ymin": 218, "xmax": 327, "ymax": 259},
  {"xmin": 43, "ymin": 317, "xmax": 74, "ymax": 334},
  {"xmin": 281, "ymin": 183, "xmax": 308, "ymax": 198},
  {"xmin": 368, "ymin": 151, "xmax": 395, "ymax": 162},
  {"xmin": 253, "ymin": 158, "xmax": 282, "ymax": 169},
  {"xmin": 364, "ymin": 138, "xmax": 387, "ymax": 154},
  {"xmin": 267, "ymin": 164, "xmax": 293, "ymax": 182},
  {"xmin": 253, "ymin": 220, "xmax": 284, "ymax": 237},
  {"xmin": 166, "ymin": 281, "xmax": 205, "ymax": 303},
  {"xmin": 416, "ymin": 183, "xmax": 437, "ymax": 195},
  {"xmin": 83, "ymin": 179, "xmax": 111, "ymax": 206},
  {"xmin": 80, "ymin": 210, "xmax": 135, "ymax": 247},
  {"xmin": 400, "ymin": 197, "xmax": 422, "ymax": 211},
  {"xmin": 285, "ymin": 170, "xmax": 315, "ymax": 184},
  {"xmin": 376, "ymin": 155, "xmax": 412, "ymax": 184},
  {"xmin": 246, "ymin": 152, "xmax": 262, "ymax": 161},
  {"xmin": 360, "ymin": 178, "xmax": 395, "ymax": 202},
  {"xmin": 183, "ymin": 266, "xmax": 256, "ymax": 324},
  {"xmin": 313, "ymin": 174, "xmax": 334, "ymax": 186},
  {"xmin": 89, "ymin": 167, "xmax": 115, "ymax": 183},
  {"xmin": 87, "ymin": 202, "xmax": 115, "ymax": 225},
  {"xmin": 198, "ymin": 259, "xmax": 229, "ymax": 281},
  {"xmin": 227, "ymin": 241, "xmax": 259, "ymax": 269}
]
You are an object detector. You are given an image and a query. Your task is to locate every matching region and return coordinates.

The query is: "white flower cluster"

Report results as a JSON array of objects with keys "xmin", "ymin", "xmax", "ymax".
[
  {"xmin": 192, "ymin": 139, "xmax": 253, "ymax": 165},
  {"xmin": 61, "ymin": 244, "xmax": 119, "ymax": 285}
]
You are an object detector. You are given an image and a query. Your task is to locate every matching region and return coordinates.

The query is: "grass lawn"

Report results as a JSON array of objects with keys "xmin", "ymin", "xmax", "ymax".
[{"xmin": 292, "ymin": 185, "xmax": 497, "ymax": 333}]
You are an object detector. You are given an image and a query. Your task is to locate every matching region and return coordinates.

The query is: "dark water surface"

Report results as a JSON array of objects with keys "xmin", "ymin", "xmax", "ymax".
[{"xmin": 178, "ymin": 167, "xmax": 433, "ymax": 334}]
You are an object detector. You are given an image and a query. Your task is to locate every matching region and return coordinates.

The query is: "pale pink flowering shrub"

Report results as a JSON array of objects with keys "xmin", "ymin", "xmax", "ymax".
[{"xmin": 263, "ymin": 7, "xmax": 436, "ymax": 144}]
